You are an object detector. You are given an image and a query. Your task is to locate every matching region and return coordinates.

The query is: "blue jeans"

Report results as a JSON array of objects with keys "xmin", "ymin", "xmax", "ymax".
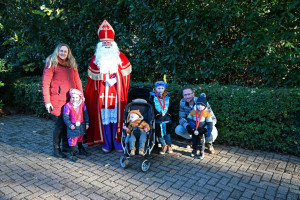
[
  {"xmin": 158, "ymin": 134, "xmax": 171, "ymax": 146},
  {"xmin": 128, "ymin": 132, "xmax": 147, "ymax": 151}
]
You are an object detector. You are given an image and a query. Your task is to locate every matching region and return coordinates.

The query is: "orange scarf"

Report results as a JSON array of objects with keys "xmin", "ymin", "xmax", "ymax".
[{"xmin": 58, "ymin": 57, "xmax": 70, "ymax": 67}]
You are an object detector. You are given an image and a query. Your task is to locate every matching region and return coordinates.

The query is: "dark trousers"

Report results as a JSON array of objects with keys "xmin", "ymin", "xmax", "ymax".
[
  {"xmin": 52, "ymin": 115, "xmax": 68, "ymax": 150},
  {"xmin": 192, "ymin": 133, "xmax": 205, "ymax": 154},
  {"xmin": 155, "ymin": 122, "xmax": 171, "ymax": 138}
]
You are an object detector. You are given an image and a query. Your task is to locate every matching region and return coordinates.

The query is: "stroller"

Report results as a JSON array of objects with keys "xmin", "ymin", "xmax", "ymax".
[{"xmin": 120, "ymin": 86, "xmax": 155, "ymax": 172}]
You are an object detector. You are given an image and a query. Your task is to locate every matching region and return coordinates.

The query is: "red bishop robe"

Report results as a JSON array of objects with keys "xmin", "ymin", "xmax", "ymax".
[{"xmin": 84, "ymin": 52, "xmax": 131, "ymax": 146}]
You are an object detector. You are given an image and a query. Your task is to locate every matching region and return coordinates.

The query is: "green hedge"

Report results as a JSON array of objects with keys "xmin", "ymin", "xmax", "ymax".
[
  {"xmin": 1, "ymin": 0, "xmax": 299, "ymax": 87},
  {"xmin": 13, "ymin": 76, "xmax": 300, "ymax": 155}
]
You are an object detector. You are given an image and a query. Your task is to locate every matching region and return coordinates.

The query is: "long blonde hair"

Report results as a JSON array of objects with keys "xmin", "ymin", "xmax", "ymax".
[{"xmin": 45, "ymin": 43, "xmax": 78, "ymax": 70}]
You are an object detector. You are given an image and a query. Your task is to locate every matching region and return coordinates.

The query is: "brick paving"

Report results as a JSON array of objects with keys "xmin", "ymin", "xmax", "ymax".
[{"xmin": 0, "ymin": 114, "xmax": 299, "ymax": 200}]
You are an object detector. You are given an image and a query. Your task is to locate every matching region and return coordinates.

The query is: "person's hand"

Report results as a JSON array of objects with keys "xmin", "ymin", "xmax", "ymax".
[
  {"xmin": 106, "ymin": 77, "xmax": 117, "ymax": 86},
  {"xmin": 186, "ymin": 125, "xmax": 194, "ymax": 135},
  {"xmin": 70, "ymin": 125, "xmax": 75, "ymax": 130},
  {"xmin": 86, "ymin": 125, "xmax": 89, "ymax": 130},
  {"xmin": 197, "ymin": 127, "xmax": 206, "ymax": 134},
  {"xmin": 144, "ymin": 128, "xmax": 149, "ymax": 132},
  {"xmin": 123, "ymin": 126, "xmax": 128, "ymax": 131},
  {"xmin": 45, "ymin": 103, "xmax": 53, "ymax": 113}
]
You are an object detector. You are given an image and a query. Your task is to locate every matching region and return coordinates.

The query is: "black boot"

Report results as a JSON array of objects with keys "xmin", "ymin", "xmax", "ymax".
[
  {"xmin": 53, "ymin": 125, "xmax": 66, "ymax": 158},
  {"xmin": 62, "ymin": 145, "xmax": 71, "ymax": 153},
  {"xmin": 78, "ymin": 142, "xmax": 91, "ymax": 156},
  {"xmin": 53, "ymin": 147, "xmax": 67, "ymax": 158},
  {"xmin": 61, "ymin": 131, "xmax": 71, "ymax": 153},
  {"xmin": 70, "ymin": 146, "xmax": 77, "ymax": 162},
  {"xmin": 53, "ymin": 115, "xmax": 68, "ymax": 156}
]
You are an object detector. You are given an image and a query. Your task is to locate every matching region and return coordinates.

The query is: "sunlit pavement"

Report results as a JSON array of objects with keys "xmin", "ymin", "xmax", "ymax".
[{"xmin": 0, "ymin": 114, "xmax": 299, "ymax": 200}]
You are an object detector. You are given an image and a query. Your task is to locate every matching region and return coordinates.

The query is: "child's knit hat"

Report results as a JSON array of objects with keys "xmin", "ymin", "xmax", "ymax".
[
  {"xmin": 155, "ymin": 80, "xmax": 168, "ymax": 88},
  {"xmin": 127, "ymin": 110, "xmax": 144, "ymax": 120},
  {"xmin": 69, "ymin": 88, "xmax": 83, "ymax": 100},
  {"xmin": 196, "ymin": 96, "xmax": 207, "ymax": 107}
]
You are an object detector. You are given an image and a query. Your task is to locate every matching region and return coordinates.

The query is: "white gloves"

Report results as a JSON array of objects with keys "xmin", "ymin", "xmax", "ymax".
[
  {"xmin": 105, "ymin": 77, "xmax": 117, "ymax": 87},
  {"xmin": 45, "ymin": 103, "xmax": 53, "ymax": 113}
]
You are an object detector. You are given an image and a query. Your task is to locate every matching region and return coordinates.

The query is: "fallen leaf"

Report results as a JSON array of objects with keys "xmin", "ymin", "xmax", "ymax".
[
  {"xmin": 294, "ymin": 141, "xmax": 298, "ymax": 145},
  {"xmin": 105, "ymin": 163, "xmax": 110, "ymax": 167},
  {"xmin": 50, "ymin": 163, "xmax": 54, "ymax": 165},
  {"xmin": 33, "ymin": 131, "xmax": 38, "ymax": 133},
  {"xmin": 47, "ymin": 157, "xmax": 52, "ymax": 160},
  {"xmin": 162, "ymin": 161, "xmax": 167, "ymax": 164},
  {"xmin": 170, "ymin": 170, "xmax": 175, "ymax": 173},
  {"xmin": 79, "ymin": 171, "xmax": 82, "ymax": 173}
]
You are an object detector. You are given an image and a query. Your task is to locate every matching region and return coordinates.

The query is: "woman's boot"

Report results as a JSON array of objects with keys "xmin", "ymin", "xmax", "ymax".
[
  {"xmin": 53, "ymin": 129, "xmax": 66, "ymax": 158},
  {"xmin": 70, "ymin": 146, "xmax": 77, "ymax": 162}
]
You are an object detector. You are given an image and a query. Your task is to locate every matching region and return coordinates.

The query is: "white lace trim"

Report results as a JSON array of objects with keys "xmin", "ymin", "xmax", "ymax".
[{"xmin": 101, "ymin": 104, "xmax": 118, "ymax": 125}]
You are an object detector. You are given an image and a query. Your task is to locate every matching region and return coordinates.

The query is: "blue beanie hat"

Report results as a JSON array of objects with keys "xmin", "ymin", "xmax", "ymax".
[
  {"xmin": 196, "ymin": 96, "xmax": 207, "ymax": 107},
  {"xmin": 155, "ymin": 81, "xmax": 168, "ymax": 88}
]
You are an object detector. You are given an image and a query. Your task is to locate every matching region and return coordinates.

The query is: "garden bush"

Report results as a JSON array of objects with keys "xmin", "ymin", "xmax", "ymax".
[
  {"xmin": 13, "ymin": 76, "xmax": 300, "ymax": 155},
  {"xmin": 1, "ymin": 0, "xmax": 299, "ymax": 87}
]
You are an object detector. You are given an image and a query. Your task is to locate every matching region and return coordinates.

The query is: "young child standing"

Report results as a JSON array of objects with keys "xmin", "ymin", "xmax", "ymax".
[
  {"xmin": 187, "ymin": 95, "xmax": 213, "ymax": 159},
  {"xmin": 123, "ymin": 110, "xmax": 150, "ymax": 156},
  {"xmin": 63, "ymin": 88, "xmax": 90, "ymax": 162},
  {"xmin": 150, "ymin": 81, "xmax": 173, "ymax": 155}
]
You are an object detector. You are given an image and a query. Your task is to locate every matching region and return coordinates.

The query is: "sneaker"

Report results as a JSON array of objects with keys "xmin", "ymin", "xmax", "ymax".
[
  {"xmin": 199, "ymin": 152, "xmax": 205, "ymax": 160},
  {"xmin": 167, "ymin": 145, "xmax": 173, "ymax": 154},
  {"xmin": 191, "ymin": 150, "xmax": 196, "ymax": 157},
  {"xmin": 130, "ymin": 149, "xmax": 135, "ymax": 156},
  {"xmin": 139, "ymin": 149, "xmax": 145, "ymax": 156},
  {"xmin": 206, "ymin": 143, "xmax": 215, "ymax": 154},
  {"xmin": 159, "ymin": 146, "xmax": 167, "ymax": 155},
  {"xmin": 186, "ymin": 140, "xmax": 193, "ymax": 148}
]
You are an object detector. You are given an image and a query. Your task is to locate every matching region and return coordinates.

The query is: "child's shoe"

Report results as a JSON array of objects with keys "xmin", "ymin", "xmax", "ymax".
[
  {"xmin": 186, "ymin": 140, "xmax": 192, "ymax": 148},
  {"xmin": 79, "ymin": 147, "xmax": 91, "ymax": 156},
  {"xmin": 130, "ymin": 149, "xmax": 135, "ymax": 156},
  {"xmin": 159, "ymin": 146, "xmax": 167, "ymax": 155},
  {"xmin": 139, "ymin": 149, "xmax": 145, "ymax": 156},
  {"xmin": 191, "ymin": 150, "xmax": 196, "ymax": 158},
  {"xmin": 199, "ymin": 152, "xmax": 205, "ymax": 160},
  {"xmin": 167, "ymin": 145, "xmax": 173, "ymax": 154}
]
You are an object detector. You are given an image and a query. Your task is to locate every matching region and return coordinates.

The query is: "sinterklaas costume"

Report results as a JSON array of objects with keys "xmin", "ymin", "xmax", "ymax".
[{"xmin": 84, "ymin": 20, "xmax": 132, "ymax": 153}]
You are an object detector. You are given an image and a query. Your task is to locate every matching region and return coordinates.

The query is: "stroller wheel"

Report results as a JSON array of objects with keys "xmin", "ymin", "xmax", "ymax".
[
  {"xmin": 141, "ymin": 159, "xmax": 150, "ymax": 172},
  {"xmin": 120, "ymin": 155, "xmax": 129, "ymax": 168}
]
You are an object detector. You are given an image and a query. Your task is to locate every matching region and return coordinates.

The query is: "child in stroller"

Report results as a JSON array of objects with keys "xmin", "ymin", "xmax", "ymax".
[
  {"xmin": 123, "ymin": 110, "xmax": 150, "ymax": 156},
  {"xmin": 120, "ymin": 86, "xmax": 155, "ymax": 172}
]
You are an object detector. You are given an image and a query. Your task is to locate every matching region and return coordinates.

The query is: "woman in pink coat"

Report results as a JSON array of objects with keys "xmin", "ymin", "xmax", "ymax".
[{"xmin": 42, "ymin": 43, "xmax": 83, "ymax": 158}]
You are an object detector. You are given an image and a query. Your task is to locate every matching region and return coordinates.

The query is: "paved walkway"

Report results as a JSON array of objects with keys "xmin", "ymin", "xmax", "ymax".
[{"xmin": 0, "ymin": 114, "xmax": 299, "ymax": 200}]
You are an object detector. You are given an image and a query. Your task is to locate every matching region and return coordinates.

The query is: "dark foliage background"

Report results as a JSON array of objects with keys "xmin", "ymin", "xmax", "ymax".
[{"xmin": 0, "ymin": 0, "xmax": 299, "ymax": 87}]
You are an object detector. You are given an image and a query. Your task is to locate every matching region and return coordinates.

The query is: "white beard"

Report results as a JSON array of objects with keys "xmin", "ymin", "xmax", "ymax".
[{"xmin": 94, "ymin": 41, "xmax": 122, "ymax": 74}]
